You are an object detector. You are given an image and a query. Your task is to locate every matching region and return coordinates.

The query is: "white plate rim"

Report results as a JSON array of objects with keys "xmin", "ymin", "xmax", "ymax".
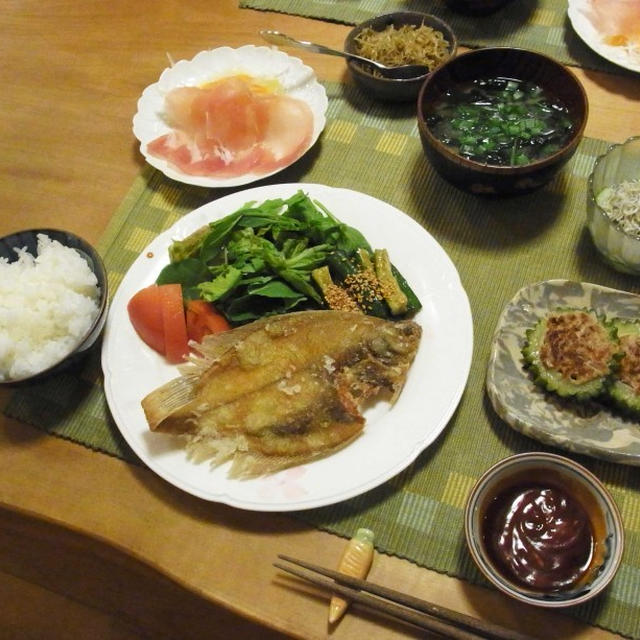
[
  {"xmin": 568, "ymin": 0, "xmax": 640, "ymax": 73},
  {"xmin": 132, "ymin": 45, "xmax": 329, "ymax": 188},
  {"xmin": 101, "ymin": 183, "xmax": 473, "ymax": 511}
]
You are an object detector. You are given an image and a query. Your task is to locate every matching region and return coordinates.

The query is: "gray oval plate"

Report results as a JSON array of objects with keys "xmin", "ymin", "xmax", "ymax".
[{"xmin": 486, "ymin": 279, "xmax": 640, "ymax": 465}]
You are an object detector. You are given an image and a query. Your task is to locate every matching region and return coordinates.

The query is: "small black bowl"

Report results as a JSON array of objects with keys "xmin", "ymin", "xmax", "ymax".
[
  {"xmin": 344, "ymin": 12, "xmax": 457, "ymax": 102},
  {"xmin": 0, "ymin": 228, "xmax": 108, "ymax": 386},
  {"xmin": 417, "ymin": 47, "xmax": 588, "ymax": 195},
  {"xmin": 443, "ymin": 0, "xmax": 515, "ymax": 15}
]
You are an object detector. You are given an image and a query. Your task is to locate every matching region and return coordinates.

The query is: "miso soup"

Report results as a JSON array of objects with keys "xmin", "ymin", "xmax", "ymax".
[{"xmin": 426, "ymin": 77, "xmax": 575, "ymax": 166}]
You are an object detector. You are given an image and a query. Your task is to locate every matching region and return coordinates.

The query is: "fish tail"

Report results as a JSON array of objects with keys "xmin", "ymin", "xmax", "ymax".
[{"xmin": 142, "ymin": 374, "xmax": 199, "ymax": 431}]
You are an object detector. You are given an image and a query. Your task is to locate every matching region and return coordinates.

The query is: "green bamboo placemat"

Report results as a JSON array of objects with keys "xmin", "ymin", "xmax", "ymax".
[
  {"xmin": 5, "ymin": 81, "xmax": 640, "ymax": 637},
  {"xmin": 240, "ymin": 0, "xmax": 634, "ymax": 75}
]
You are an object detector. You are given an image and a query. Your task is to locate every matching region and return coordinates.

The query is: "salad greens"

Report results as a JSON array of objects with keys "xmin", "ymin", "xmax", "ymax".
[{"xmin": 157, "ymin": 191, "xmax": 417, "ymax": 325}]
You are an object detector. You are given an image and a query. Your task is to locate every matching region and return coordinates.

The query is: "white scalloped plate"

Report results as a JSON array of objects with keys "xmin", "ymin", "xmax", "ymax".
[
  {"xmin": 132, "ymin": 45, "xmax": 328, "ymax": 188},
  {"xmin": 568, "ymin": 0, "xmax": 640, "ymax": 73},
  {"xmin": 102, "ymin": 183, "xmax": 473, "ymax": 511}
]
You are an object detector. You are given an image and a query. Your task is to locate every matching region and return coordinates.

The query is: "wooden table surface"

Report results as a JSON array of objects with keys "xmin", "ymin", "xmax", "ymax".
[{"xmin": 2, "ymin": 2, "xmax": 640, "ymax": 638}]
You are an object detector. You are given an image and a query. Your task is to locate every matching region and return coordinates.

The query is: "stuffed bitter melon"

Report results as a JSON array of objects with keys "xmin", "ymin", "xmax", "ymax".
[
  {"xmin": 607, "ymin": 318, "xmax": 640, "ymax": 417},
  {"xmin": 522, "ymin": 308, "xmax": 621, "ymax": 401}
]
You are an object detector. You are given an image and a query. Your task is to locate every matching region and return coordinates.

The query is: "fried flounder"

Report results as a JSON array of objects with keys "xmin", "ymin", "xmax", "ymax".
[{"xmin": 141, "ymin": 310, "xmax": 421, "ymax": 477}]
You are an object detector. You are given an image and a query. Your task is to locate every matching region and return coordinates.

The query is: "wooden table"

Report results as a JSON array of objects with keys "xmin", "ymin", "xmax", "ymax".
[{"xmin": 2, "ymin": 2, "xmax": 640, "ymax": 638}]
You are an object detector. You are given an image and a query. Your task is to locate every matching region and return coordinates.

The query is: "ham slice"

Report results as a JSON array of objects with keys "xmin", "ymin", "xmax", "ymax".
[
  {"xmin": 146, "ymin": 76, "xmax": 314, "ymax": 178},
  {"xmin": 590, "ymin": 0, "xmax": 640, "ymax": 46}
]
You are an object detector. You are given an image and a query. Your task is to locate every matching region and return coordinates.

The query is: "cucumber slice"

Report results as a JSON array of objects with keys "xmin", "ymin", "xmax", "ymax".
[
  {"xmin": 311, "ymin": 265, "xmax": 361, "ymax": 313},
  {"xmin": 522, "ymin": 308, "xmax": 621, "ymax": 401},
  {"xmin": 374, "ymin": 249, "xmax": 408, "ymax": 316},
  {"xmin": 326, "ymin": 251, "xmax": 390, "ymax": 318}
]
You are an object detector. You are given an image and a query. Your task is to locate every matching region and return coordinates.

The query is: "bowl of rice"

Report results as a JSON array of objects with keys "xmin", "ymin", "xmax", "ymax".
[
  {"xmin": 344, "ymin": 12, "xmax": 457, "ymax": 102},
  {"xmin": 0, "ymin": 229, "xmax": 108, "ymax": 385},
  {"xmin": 587, "ymin": 136, "xmax": 640, "ymax": 274}
]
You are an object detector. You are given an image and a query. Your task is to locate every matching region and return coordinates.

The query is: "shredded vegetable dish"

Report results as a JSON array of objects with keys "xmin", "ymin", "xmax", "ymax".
[
  {"xmin": 596, "ymin": 179, "xmax": 640, "ymax": 236},
  {"xmin": 354, "ymin": 22, "xmax": 450, "ymax": 71}
]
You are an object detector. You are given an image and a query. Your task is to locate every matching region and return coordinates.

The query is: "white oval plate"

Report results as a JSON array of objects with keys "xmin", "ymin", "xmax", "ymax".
[
  {"xmin": 568, "ymin": 0, "xmax": 640, "ymax": 73},
  {"xmin": 101, "ymin": 183, "xmax": 473, "ymax": 511},
  {"xmin": 132, "ymin": 46, "xmax": 328, "ymax": 188},
  {"xmin": 487, "ymin": 279, "xmax": 640, "ymax": 465}
]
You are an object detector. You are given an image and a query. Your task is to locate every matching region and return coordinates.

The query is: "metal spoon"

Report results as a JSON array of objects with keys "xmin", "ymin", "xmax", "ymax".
[{"xmin": 259, "ymin": 29, "xmax": 429, "ymax": 79}]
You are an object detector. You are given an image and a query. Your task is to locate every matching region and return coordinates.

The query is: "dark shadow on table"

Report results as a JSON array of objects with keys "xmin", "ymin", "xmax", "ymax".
[
  {"xmin": 335, "ymin": 74, "xmax": 419, "ymax": 122},
  {"xmin": 424, "ymin": 0, "xmax": 539, "ymax": 42},
  {"xmin": 481, "ymin": 377, "xmax": 640, "ymax": 494},
  {"xmin": 574, "ymin": 226, "xmax": 640, "ymax": 293},
  {"xmin": 133, "ymin": 130, "xmax": 328, "ymax": 212},
  {"xmin": 406, "ymin": 150, "xmax": 565, "ymax": 251}
]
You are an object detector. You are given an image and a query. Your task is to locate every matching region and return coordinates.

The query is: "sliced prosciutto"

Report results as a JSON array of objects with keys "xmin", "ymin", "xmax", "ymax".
[
  {"xmin": 146, "ymin": 75, "xmax": 315, "ymax": 178},
  {"xmin": 590, "ymin": 0, "xmax": 640, "ymax": 46}
]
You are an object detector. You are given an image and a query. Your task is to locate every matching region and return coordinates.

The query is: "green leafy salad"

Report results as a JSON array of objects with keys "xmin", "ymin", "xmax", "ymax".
[{"xmin": 156, "ymin": 190, "xmax": 421, "ymax": 325}]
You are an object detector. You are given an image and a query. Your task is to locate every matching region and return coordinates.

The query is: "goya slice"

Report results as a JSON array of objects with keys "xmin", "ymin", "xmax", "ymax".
[
  {"xmin": 608, "ymin": 318, "xmax": 640, "ymax": 417},
  {"xmin": 522, "ymin": 308, "xmax": 621, "ymax": 401}
]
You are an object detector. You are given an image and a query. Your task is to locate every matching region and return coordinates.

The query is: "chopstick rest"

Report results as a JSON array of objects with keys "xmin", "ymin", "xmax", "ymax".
[
  {"xmin": 329, "ymin": 527, "xmax": 374, "ymax": 624},
  {"xmin": 275, "ymin": 554, "xmax": 537, "ymax": 640}
]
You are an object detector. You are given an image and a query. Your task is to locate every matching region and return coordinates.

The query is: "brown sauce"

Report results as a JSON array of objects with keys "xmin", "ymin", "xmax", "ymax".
[{"xmin": 481, "ymin": 482, "xmax": 595, "ymax": 591}]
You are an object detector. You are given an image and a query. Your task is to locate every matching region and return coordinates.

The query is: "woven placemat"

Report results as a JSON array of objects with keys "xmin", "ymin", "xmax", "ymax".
[
  {"xmin": 5, "ymin": 81, "xmax": 640, "ymax": 637},
  {"xmin": 240, "ymin": 0, "xmax": 634, "ymax": 75}
]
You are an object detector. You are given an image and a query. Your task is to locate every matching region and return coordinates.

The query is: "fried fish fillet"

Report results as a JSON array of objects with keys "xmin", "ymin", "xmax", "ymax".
[{"xmin": 141, "ymin": 310, "xmax": 421, "ymax": 476}]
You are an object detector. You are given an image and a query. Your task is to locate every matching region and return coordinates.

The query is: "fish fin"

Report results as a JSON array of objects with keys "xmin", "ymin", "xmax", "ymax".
[
  {"xmin": 180, "ymin": 314, "xmax": 274, "ymax": 370},
  {"xmin": 185, "ymin": 434, "xmax": 244, "ymax": 466},
  {"xmin": 182, "ymin": 427, "xmax": 363, "ymax": 478},
  {"xmin": 228, "ymin": 452, "xmax": 295, "ymax": 478},
  {"xmin": 177, "ymin": 318, "xmax": 269, "ymax": 381},
  {"xmin": 142, "ymin": 373, "xmax": 200, "ymax": 431},
  {"xmin": 226, "ymin": 430, "xmax": 363, "ymax": 478}
]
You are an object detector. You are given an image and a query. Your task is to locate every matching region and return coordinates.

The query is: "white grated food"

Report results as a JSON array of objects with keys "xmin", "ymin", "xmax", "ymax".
[
  {"xmin": 596, "ymin": 179, "xmax": 640, "ymax": 236},
  {"xmin": 0, "ymin": 233, "xmax": 100, "ymax": 381}
]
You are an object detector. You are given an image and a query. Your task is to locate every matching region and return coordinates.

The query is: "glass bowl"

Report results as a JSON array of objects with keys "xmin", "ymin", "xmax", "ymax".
[{"xmin": 587, "ymin": 136, "xmax": 640, "ymax": 274}]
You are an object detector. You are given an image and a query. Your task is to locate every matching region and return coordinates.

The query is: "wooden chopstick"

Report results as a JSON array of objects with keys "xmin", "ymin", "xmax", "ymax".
[
  {"xmin": 274, "ymin": 558, "xmax": 480, "ymax": 639},
  {"xmin": 275, "ymin": 554, "xmax": 537, "ymax": 640}
]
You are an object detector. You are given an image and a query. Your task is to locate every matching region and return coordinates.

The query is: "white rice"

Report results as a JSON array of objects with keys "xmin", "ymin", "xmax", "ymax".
[{"xmin": 0, "ymin": 233, "xmax": 101, "ymax": 381}]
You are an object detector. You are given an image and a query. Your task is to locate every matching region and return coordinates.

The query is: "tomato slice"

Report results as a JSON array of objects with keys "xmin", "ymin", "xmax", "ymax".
[
  {"xmin": 127, "ymin": 284, "xmax": 165, "ymax": 355},
  {"xmin": 127, "ymin": 283, "xmax": 189, "ymax": 363},
  {"xmin": 159, "ymin": 284, "xmax": 189, "ymax": 363},
  {"xmin": 185, "ymin": 299, "xmax": 231, "ymax": 343}
]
